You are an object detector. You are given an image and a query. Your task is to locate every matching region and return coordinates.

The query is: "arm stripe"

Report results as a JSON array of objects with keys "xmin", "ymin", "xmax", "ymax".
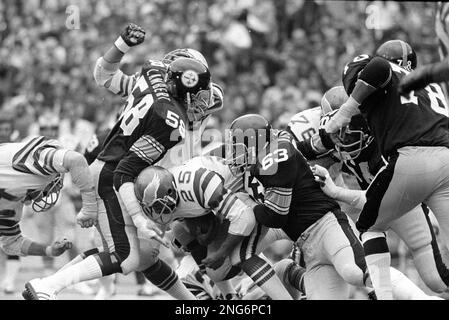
[
  {"xmin": 118, "ymin": 74, "xmax": 124, "ymax": 96},
  {"xmin": 221, "ymin": 196, "xmax": 238, "ymax": 219},
  {"xmin": 0, "ymin": 219, "xmax": 19, "ymax": 227},
  {"xmin": 201, "ymin": 171, "xmax": 216, "ymax": 193},
  {"xmin": 202, "ymin": 173, "xmax": 222, "ymax": 206},
  {"xmin": 266, "ymin": 187, "xmax": 292, "ymax": 196},
  {"xmin": 216, "ymin": 192, "xmax": 233, "ymax": 216},
  {"xmin": 123, "ymin": 77, "xmax": 130, "ymax": 97},
  {"xmin": 193, "ymin": 168, "xmax": 207, "ymax": 207},
  {"xmin": 264, "ymin": 199, "xmax": 289, "ymax": 215}
]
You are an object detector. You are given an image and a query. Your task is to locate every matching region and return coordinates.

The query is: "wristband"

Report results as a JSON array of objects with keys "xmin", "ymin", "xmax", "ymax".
[
  {"xmin": 45, "ymin": 246, "xmax": 53, "ymax": 257},
  {"xmin": 114, "ymin": 36, "xmax": 130, "ymax": 54}
]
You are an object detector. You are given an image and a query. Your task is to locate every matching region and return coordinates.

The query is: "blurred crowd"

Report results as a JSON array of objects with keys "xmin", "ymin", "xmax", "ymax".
[{"xmin": 0, "ymin": 0, "xmax": 442, "ymax": 138}]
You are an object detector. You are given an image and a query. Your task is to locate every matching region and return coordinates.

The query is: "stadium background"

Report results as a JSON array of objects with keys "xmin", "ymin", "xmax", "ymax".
[{"xmin": 0, "ymin": 0, "xmax": 446, "ymax": 299}]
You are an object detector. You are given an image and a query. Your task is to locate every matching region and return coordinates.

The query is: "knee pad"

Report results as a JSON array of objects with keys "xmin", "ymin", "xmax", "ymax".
[
  {"xmin": 360, "ymin": 231, "xmax": 388, "ymax": 255},
  {"xmin": 94, "ymin": 251, "xmax": 122, "ymax": 276},
  {"xmin": 80, "ymin": 248, "xmax": 100, "ymax": 259},
  {"xmin": 142, "ymin": 258, "xmax": 179, "ymax": 292}
]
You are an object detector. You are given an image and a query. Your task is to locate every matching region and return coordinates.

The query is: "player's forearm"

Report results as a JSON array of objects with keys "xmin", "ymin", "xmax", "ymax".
[
  {"xmin": 216, "ymin": 233, "xmax": 245, "ymax": 258},
  {"xmin": 428, "ymin": 58, "xmax": 449, "ymax": 84},
  {"xmin": 1, "ymin": 235, "xmax": 49, "ymax": 257},
  {"xmin": 324, "ymin": 95, "xmax": 362, "ymax": 133},
  {"xmin": 117, "ymin": 182, "xmax": 148, "ymax": 229},
  {"xmin": 332, "ymin": 187, "xmax": 367, "ymax": 210}
]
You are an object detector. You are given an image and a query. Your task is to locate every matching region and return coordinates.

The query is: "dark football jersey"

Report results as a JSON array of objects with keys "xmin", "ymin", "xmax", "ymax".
[
  {"xmin": 97, "ymin": 60, "xmax": 188, "ymax": 181},
  {"xmin": 343, "ymin": 55, "xmax": 449, "ymax": 159},
  {"xmin": 84, "ymin": 129, "xmax": 110, "ymax": 165},
  {"xmin": 247, "ymin": 131, "xmax": 339, "ymax": 241}
]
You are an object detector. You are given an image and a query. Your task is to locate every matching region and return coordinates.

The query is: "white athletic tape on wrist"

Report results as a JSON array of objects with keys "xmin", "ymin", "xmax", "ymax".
[
  {"xmin": 45, "ymin": 246, "xmax": 53, "ymax": 257},
  {"xmin": 114, "ymin": 36, "xmax": 131, "ymax": 53}
]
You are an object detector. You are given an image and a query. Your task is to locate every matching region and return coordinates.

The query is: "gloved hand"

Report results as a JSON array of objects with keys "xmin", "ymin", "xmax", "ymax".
[
  {"xmin": 48, "ymin": 237, "xmax": 73, "ymax": 256},
  {"xmin": 310, "ymin": 164, "xmax": 339, "ymax": 199},
  {"xmin": 120, "ymin": 23, "xmax": 146, "ymax": 47}
]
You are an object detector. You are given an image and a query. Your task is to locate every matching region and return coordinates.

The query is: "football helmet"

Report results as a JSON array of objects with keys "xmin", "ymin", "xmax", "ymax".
[
  {"xmin": 320, "ymin": 86, "xmax": 349, "ymax": 115},
  {"xmin": 166, "ymin": 57, "xmax": 213, "ymax": 123},
  {"xmin": 162, "ymin": 48, "xmax": 209, "ymax": 68},
  {"xmin": 375, "ymin": 39, "xmax": 417, "ymax": 71},
  {"xmin": 335, "ymin": 114, "xmax": 373, "ymax": 161},
  {"xmin": 29, "ymin": 174, "xmax": 64, "ymax": 212},
  {"xmin": 226, "ymin": 114, "xmax": 275, "ymax": 176},
  {"xmin": 134, "ymin": 166, "xmax": 178, "ymax": 225},
  {"xmin": 0, "ymin": 111, "xmax": 15, "ymax": 143},
  {"xmin": 38, "ymin": 112, "xmax": 60, "ymax": 139}
]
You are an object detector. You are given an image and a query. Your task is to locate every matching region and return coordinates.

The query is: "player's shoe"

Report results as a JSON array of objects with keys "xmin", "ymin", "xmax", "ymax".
[{"xmin": 22, "ymin": 279, "xmax": 57, "ymax": 300}]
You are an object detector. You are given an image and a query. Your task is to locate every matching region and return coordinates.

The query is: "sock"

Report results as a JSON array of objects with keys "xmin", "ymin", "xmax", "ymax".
[
  {"xmin": 390, "ymin": 267, "xmax": 442, "ymax": 300},
  {"xmin": 215, "ymin": 280, "xmax": 237, "ymax": 299},
  {"xmin": 143, "ymin": 259, "xmax": 196, "ymax": 300},
  {"xmin": 135, "ymin": 271, "xmax": 146, "ymax": 285},
  {"xmin": 273, "ymin": 258, "xmax": 305, "ymax": 299},
  {"xmin": 41, "ymin": 255, "xmax": 103, "ymax": 294},
  {"xmin": 361, "ymin": 232, "xmax": 393, "ymax": 300},
  {"xmin": 240, "ymin": 255, "xmax": 293, "ymax": 300},
  {"xmin": 2, "ymin": 257, "xmax": 20, "ymax": 288},
  {"xmin": 56, "ymin": 248, "xmax": 100, "ymax": 273}
]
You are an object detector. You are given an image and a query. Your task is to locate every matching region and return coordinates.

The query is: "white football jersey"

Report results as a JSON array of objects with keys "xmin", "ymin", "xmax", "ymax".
[
  {"xmin": 168, "ymin": 156, "xmax": 244, "ymax": 220},
  {"xmin": 287, "ymin": 106, "xmax": 322, "ymax": 142}
]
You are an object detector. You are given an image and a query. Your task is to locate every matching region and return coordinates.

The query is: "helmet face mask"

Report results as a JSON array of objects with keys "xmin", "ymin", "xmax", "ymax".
[
  {"xmin": 137, "ymin": 167, "xmax": 179, "ymax": 226},
  {"xmin": 185, "ymin": 87, "xmax": 213, "ymax": 123},
  {"xmin": 140, "ymin": 184, "xmax": 178, "ymax": 226},
  {"xmin": 335, "ymin": 115, "xmax": 373, "ymax": 161},
  {"xmin": 31, "ymin": 174, "xmax": 64, "ymax": 212}
]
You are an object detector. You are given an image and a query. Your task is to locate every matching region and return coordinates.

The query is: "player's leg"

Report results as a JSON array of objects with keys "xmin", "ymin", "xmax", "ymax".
[
  {"xmin": 272, "ymin": 258, "xmax": 306, "ymax": 300},
  {"xmin": 390, "ymin": 267, "xmax": 443, "ymax": 300},
  {"xmin": 303, "ymin": 264, "xmax": 350, "ymax": 300},
  {"xmin": 1, "ymin": 255, "xmax": 21, "ymax": 294},
  {"xmin": 389, "ymin": 204, "xmax": 449, "ymax": 293},
  {"xmin": 322, "ymin": 211, "xmax": 369, "ymax": 289},
  {"xmin": 230, "ymin": 225, "xmax": 294, "ymax": 300},
  {"xmin": 357, "ymin": 147, "xmax": 449, "ymax": 299}
]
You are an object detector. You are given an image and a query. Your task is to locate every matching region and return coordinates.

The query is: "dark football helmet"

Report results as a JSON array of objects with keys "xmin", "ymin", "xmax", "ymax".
[
  {"xmin": 375, "ymin": 39, "xmax": 417, "ymax": 72},
  {"xmin": 134, "ymin": 166, "xmax": 178, "ymax": 225},
  {"xmin": 166, "ymin": 57, "xmax": 213, "ymax": 123},
  {"xmin": 226, "ymin": 114, "xmax": 275, "ymax": 176}
]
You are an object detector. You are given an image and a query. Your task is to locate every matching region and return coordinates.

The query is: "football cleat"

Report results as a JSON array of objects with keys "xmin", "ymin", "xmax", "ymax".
[{"xmin": 22, "ymin": 279, "xmax": 57, "ymax": 300}]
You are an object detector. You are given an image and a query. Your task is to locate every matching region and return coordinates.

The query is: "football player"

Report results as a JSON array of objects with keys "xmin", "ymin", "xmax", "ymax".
[
  {"xmin": 23, "ymin": 39, "xmax": 221, "ymax": 299},
  {"xmin": 221, "ymin": 114, "xmax": 375, "ymax": 299},
  {"xmin": 295, "ymin": 83, "xmax": 449, "ymax": 295},
  {"xmin": 0, "ymin": 131, "xmax": 98, "ymax": 288},
  {"xmin": 0, "ymin": 112, "xmax": 21, "ymax": 294},
  {"xmin": 134, "ymin": 155, "xmax": 294, "ymax": 300},
  {"xmin": 312, "ymin": 48, "xmax": 449, "ymax": 299}
]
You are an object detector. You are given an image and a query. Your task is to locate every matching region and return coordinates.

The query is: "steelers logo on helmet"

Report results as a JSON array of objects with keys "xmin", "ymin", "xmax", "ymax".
[{"xmin": 181, "ymin": 70, "xmax": 199, "ymax": 88}]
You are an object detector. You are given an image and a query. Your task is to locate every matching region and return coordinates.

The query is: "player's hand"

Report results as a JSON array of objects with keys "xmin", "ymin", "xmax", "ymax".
[
  {"xmin": 49, "ymin": 237, "xmax": 73, "ymax": 256},
  {"xmin": 310, "ymin": 164, "xmax": 338, "ymax": 198},
  {"xmin": 202, "ymin": 252, "xmax": 226, "ymax": 270},
  {"xmin": 76, "ymin": 204, "xmax": 98, "ymax": 228},
  {"xmin": 120, "ymin": 23, "xmax": 145, "ymax": 47},
  {"xmin": 398, "ymin": 65, "xmax": 432, "ymax": 95},
  {"xmin": 138, "ymin": 220, "xmax": 170, "ymax": 248}
]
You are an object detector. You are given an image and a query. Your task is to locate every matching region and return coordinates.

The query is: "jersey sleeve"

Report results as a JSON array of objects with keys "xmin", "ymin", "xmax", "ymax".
[
  {"xmin": 113, "ymin": 101, "xmax": 185, "ymax": 188},
  {"xmin": 84, "ymin": 129, "xmax": 110, "ymax": 165},
  {"xmin": 12, "ymin": 136, "xmax": 66, "ymax": 176},
  {"xmin": 93, "ymin": 57, "xmax": 139, "ymax": 98}
]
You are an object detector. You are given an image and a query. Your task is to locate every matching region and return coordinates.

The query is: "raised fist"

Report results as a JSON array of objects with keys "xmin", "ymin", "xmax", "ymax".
[{"xmin": 120, "ymin": 23, "xmax": 146, "ymax": 47}]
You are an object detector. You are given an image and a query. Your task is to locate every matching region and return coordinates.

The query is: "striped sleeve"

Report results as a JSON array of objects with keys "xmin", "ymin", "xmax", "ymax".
[
  {"xmin": 94, "ymin": 57, "xmax": 139, "ymax": 98},
  {"xmin": 191, "ymin": 168, "xmax": 229, "ymax": 209},
  {"xmin": 0, "ymin": 211, "xmax": 21, "ymax": 237},
  {"xmin": 129, "ymin": 134, "xmax": 166, "ymax": 165},
  {"xmin": 263, "ymin": 187, "xmax": 292, "ymax": 216},
  {"xmin": 12, "ymin": 136, "xmax": 64, "ymax": 176}
]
